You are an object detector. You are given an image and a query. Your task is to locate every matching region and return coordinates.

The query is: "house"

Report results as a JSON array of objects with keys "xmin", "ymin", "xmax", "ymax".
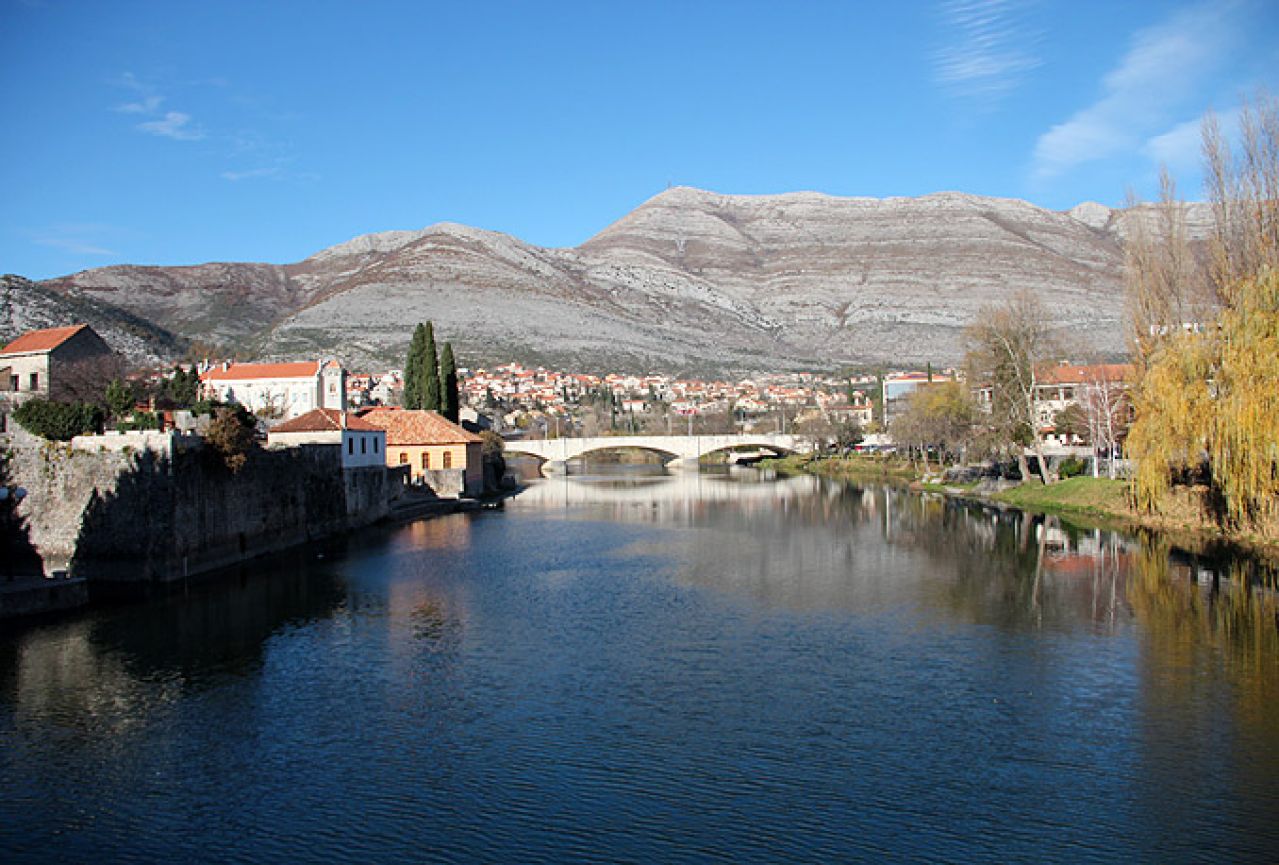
[
  {"xmin": 1033, "ymin": 363, "xmax": 1133, "ymax": 443},
  {"xmin": 266, "ymin": 408, "xmax": 386, "ymax": 469},
  {"xmin": 0, "ymin": 324, "xmax": 114, "ymax": 402},
  {"xmin": 358, "ymin": 407, "xmax": 484, "ymax": 497},
  {"xmin": 201, "ymin": 359, "xmax": 346, "ymax": 421}
]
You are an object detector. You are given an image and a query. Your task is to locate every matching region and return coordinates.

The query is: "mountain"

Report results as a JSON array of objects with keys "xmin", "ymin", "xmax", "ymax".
[
  {"xmin": 34, "ymin": 188, "xmax": 1212, "ymax": 374},
  {"xmin": 1, "ymin": 274, "xmax": 186, "ymax": 364}
]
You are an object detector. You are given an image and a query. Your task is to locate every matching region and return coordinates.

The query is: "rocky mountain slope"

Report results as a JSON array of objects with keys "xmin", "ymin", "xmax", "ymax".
[
  {"xmin": 1, "ymin": 274, "xmax": 186, "ymax": 365},
  {"xmin": 34, "ymin": 188, "xmax": 1212, "ymax": 373}
]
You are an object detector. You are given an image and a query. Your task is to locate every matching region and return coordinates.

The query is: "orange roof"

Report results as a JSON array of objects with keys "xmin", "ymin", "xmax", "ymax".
[
  {"xmin": 203, "ymin": 361, "xmax": 321, "ymax": 382},
  {"xmin": 357, "ymin": 408, "xmax": 482, "ymax": 445},
  {"xmin": 270, "ymin": 408, "xmax": 380, "ymax": 433},
  {"xmin": 1038, "ymin": 363, "xmax": 1133, "ymax": 385},
  {"xmin": 1, "ymin": 324, "xmax": 89, "ymax": 355}
]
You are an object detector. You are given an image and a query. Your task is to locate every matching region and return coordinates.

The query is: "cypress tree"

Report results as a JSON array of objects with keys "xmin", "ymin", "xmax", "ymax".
[
  {"xmin": 440, "ymin": 342, "xmax": 459, "ymax": 422},
  {"xmin": 422, "ymin": 322, "xmax": 441, "ymax": 411},
  {"xmin": 403, "ymin": 323, "xmax": 426, "ymax": 408}
]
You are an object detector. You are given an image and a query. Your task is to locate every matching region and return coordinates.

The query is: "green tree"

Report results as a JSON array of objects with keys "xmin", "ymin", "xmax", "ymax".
[
  {"xmin": 13, "ymin": 400, "xmax": 104, "ymax": 441},
  {"xmin": 440, "ymin": 341, "xmax": 459, "ymax": 422},
  {"xmin": 403, "ymin": 323, "xmax": 427, "ymax": 409},
  {"xmin": 167, "ymin": 366, "xmax": 200, "ymax": 407},
  {"xmin": 422, "ymin": 322, "xmax": 441, "ymax": 412},
  {"xmin": 104, "ymin": 378, "xmax": 135, "ymax": 422}
]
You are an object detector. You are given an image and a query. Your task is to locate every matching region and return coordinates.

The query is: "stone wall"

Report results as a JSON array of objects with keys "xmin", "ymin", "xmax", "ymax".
[{"xmin": 5, "ymin": 434, "xmax": 392, "ymax": 585}]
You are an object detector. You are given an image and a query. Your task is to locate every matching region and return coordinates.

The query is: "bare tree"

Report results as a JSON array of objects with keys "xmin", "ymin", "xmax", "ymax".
[
  {"xmin": 1123, "ymin": 168, "xmax": 1213, "ymax": 368},
  {"xmin": 1203, "ymin": 93, "xmax": 1279, "ymax": 304},
  {"xmin": 1078, "ymin": 368, "xmax": 1130, "ymax": 479},
  {"xmin": 965, "ymin": 290, "xmax": 1058, "ymax": 485}
]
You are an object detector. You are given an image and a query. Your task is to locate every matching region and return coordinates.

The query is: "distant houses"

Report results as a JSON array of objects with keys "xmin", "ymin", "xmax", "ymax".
[{"xmin": 201, "ymin": 360, "xmax": 347, "ymax": 421}]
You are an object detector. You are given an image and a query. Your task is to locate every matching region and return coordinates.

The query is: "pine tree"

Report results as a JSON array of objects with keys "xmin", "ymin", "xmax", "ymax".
[
  {"xmin": 422, "ymin": 322, "xmax": 441, "ymax": 411},
  {"xmin": 403, "ymin": 323, "xmax": 426, "ymax": 408},
  {"xmin": 440, "ymin": 341, "xmax": 459, "ymax": 422}
]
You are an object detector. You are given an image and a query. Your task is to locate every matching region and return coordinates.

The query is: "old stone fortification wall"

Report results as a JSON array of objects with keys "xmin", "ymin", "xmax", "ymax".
[{"xmin": 5, "ymin": 433, "xmax": 390, "ymax": 584}]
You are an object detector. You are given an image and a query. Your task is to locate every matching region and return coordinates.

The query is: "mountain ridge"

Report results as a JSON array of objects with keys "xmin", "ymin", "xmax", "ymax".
[{"xmin": 32, "ymin": 188, "xmax": 1210, "ymax": 374}]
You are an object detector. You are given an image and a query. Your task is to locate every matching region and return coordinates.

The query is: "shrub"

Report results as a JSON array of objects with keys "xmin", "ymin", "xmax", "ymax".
[
  {"xmin": 119, "ymin": 411, "xmax": 161, "ymax": 432},
  {"xmin": 13, "ymin": 400, "xmax": 104, "ymax": 441},
  {"xmin": 205, "ymin": 405, "xmax": 258, "ymax": 472},
  {"xmin": 1058, "ymin": 457, "xmax": 1087, "ymax": 479}
]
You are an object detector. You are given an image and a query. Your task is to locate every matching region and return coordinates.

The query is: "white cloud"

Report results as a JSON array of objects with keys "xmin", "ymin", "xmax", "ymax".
[
  {"xmin": 1031, "ymin": 3, "xmax": 1235, "ymax": 180},
  {"xmin": 115, "ymin": 94, "xmax": 163, "ymax": 114},
  {"xmin": 28, "ymin": 225, "xmax": 119, "ymax": 257},
  {"xmin": 1144, "ymin": 107, "xmax": 1242, "ymax": 174},
  {"xmin": 137, "ymin": 111, "xmax": 205, "ymax": 141},
  {"xmin": 221, "ymin": 166, "xmax": 280, "ymax": 181},
  {"xmin": 934, "ymin": 0, "xmax": 1042, "ymax": 104},
  {"xmin": 112, "ymin": 73, "xmax": 205, "ymax": 141}
]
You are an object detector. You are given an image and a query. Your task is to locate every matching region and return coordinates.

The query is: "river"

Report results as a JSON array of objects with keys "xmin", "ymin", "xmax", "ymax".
[{"xmin": 2, "ymin": 470, "xmax": 1277, "ymax": 863}]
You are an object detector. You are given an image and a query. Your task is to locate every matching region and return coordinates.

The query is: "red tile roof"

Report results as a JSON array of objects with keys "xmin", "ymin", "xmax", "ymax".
[
  {"xmin": 1, "ymin": 324, "xmax": 90, "ymax": 355},
  {"xmin": 270, "ymin": 408, "xmax": 380, "ymax": 433},
  {"xmin": 357, "ymin": 408, "xmax": 482, "ymax": 445},
  {"xmin": 203, "ymin": 361, "xmax": 321, "ymax": 382},
  {"xmin": 1038, "ymin": 363, "xmax": 1133, "ymax": 385}
]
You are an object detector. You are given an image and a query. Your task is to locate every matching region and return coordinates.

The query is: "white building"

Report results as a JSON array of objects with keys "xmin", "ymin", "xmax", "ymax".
[
  {"xmin": 266, "ymin": 408, "xmax": 385, "ymax": 469},
  {"xmin": 201, "ymin": 360, "xmax": 346, "ymax": 421}
]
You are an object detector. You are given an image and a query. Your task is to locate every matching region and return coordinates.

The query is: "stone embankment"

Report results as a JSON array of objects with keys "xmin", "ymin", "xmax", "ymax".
[{"xmin": 2, "ymin": 429, "xmax": 396, "ymax": 617}]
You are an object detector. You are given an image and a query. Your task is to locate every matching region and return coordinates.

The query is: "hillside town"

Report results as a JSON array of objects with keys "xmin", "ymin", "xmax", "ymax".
[{"xmin": 1, "ymin": 318, "xmax": 1140, "ymax": 516}]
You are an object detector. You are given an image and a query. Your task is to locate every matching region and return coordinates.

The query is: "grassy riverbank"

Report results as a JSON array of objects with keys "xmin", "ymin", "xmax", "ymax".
[{"xmin": 763, "ymin": 454, "xmax": 1279, "ymax": 555}]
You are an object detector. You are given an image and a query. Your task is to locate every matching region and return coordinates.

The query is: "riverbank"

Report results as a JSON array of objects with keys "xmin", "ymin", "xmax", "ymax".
[{"xmin": 763, "ymin": 454, "xmax": 1279, "ymax": 558}]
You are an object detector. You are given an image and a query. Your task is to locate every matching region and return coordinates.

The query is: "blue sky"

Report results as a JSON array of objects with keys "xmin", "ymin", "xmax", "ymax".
[{"xmin": 2, "ymin": 0, "xmax": 1276, "ymax": 279}]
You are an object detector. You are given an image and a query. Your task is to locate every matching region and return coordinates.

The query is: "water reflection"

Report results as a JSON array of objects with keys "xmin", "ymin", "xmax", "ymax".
[{"xmin": 2, "ymin": 471, "xmax": 1278, "ymax": 863}]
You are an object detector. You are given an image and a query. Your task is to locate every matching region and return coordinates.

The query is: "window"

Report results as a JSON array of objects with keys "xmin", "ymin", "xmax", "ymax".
[
  {"xmin": 443, "ymin": 451, "xmax": 452, "ymax": 469},
  {"xmin": 28, "ymin": 372, "xmax": 38, "ymax": 391},
  {"xmin": 422, "ymin": 453, "xmax": 430, "ymax": 470},
  {"xmin": 348, "ymin": 438, "xmax": 354, "ymax": 455},
  {"xmin": 373, "ymin": 438, "xmax": 379, "ymax": 454},
  {"xmin": 8, "ymin": 375, "xmax": 16, "ymax": 391},
  {"xmin": 361, "ymin": 437, "xmax": 367, "ymax": 454},
  {"xmin": 399, "ymin": 452, "xmax": 407, "ymax": 465}
]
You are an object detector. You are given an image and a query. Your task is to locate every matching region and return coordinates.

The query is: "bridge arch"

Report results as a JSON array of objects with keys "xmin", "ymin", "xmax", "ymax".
[{"xmin": 499, "ymin": 433, "xmax": 810, "ymax": 476}]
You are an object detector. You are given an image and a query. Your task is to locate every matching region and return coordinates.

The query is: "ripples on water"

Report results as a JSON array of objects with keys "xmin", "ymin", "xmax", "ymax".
[{"xmin": 2, "ymin": 470, "xmax": 1277, "ymax": 863}]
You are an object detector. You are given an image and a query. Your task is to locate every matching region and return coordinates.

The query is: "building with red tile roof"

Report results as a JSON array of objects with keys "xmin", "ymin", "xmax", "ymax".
[
  {"xmin": 0, "ymin": 323, "xmax": 113, "ymax": 403},
  {"xmin": 358, "ymin": 407, "xmax": 483, "ymax": 496},
  {"xmin": 266, "ymin": 408, "xmax": 385, "ymax": 470},
  {"xmin": 201, "ymin": 359, "xmax": 346, "ymax": 421}
]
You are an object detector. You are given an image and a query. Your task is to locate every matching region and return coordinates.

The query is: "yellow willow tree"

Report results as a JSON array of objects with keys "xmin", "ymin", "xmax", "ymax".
[{"xmin": 1127, "ymin": 93, "xmax": 1279, "ymax": 531}]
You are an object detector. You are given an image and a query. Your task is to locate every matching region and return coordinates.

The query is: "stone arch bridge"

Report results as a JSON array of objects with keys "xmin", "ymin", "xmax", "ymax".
[{"xmin": 504, "ymin": 434, "xmax": 810, "ymax": 475}]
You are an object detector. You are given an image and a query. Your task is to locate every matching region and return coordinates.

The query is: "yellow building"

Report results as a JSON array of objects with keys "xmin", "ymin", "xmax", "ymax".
[{"xmin": 358, "ymin": 408, "xmax": 484, "ymax": 496}]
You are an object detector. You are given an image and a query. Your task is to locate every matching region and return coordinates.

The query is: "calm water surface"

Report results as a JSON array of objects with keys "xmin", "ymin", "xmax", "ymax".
[{"xmin": 2, "ymin": 471, "xmax": 1278, "ymax": 863}]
